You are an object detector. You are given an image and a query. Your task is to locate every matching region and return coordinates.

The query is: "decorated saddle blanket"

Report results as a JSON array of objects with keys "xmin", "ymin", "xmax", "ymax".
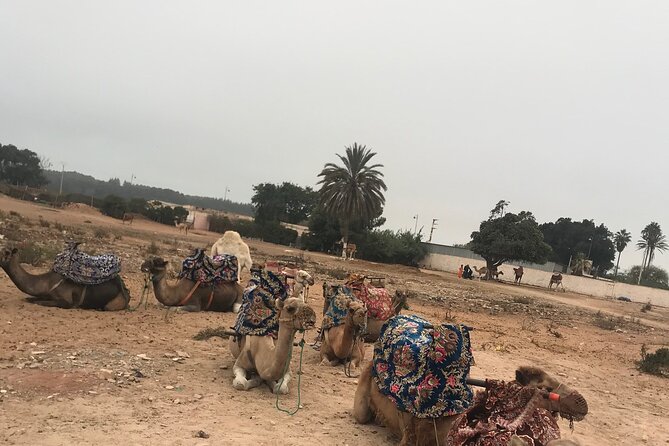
[
  {"xmin": 179, "ymin": 249, "xmax": 238, "ymax": 284},
  {"xmin": 321, "ymin": 286, "xmax": 363, "ymax": 330},
  {"xmin": 447, "ymin": 380, "xmax": 560, "ymax": 446},
  {"xmin": 233, "ymin": 269, "xmax": 288, "ymax": 337},
  {"xmin": 372, "ymin": 314, "xmax": 474, "ymax": 419},
  {"xmin": 346, "ymin": 282, "xmax": 392, "ymax": 321},
  {"xmin": 52, "ymin": 242, "xmax": 121, "ymax": 286}
]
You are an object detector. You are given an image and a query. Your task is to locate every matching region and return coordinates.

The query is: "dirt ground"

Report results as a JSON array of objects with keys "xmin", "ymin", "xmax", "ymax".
[{"xmin": 0, "ymin": 195, "xmax": 667, "ymax": 446}]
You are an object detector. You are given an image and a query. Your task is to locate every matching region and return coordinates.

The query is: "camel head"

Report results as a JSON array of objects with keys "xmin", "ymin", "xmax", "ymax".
[
  {"xmin": 296, "ymin": 270, "xmax": 315, "ymax": 286},
  {"xmin": 140, "ymin": 257, "xmax": 169, "ymax": 275},
  {"xmin": 0, "ymin": 247, "xmax": 18, "ymax": 267},
  {"xmin": 347, "ymin": 299, "xmax": 368, "ymax": 332},
  {"xmin": 515, "ymin": 366, "xmax": 589, "ymax": 422},
  {"xmin": 275, "ymin": 297, "xmax": 316, "ymax": 331},
  {"xmin": 392, "ymin": 289, "xmax": 409, "ymax": 314}
]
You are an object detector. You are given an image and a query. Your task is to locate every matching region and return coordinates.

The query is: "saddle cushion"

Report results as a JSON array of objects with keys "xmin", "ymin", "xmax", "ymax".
[
  {"xmin": 179, "ymin": 249, "xmax": 238, "ymax": 284},
  {"xmin": 372, "ymin": 314, "xmax": 474, "ymax": 418},
  {"xmin": 348, "ymin": 282, "xmax": 392, "ymax": 320},
  {"xmin": 52, "ymin": 242, "xmax": 121, "ymax": 285},
  {"xmin": 447, "ymin": 380, "xmax": 560, "ymax": 446},
  {"xmin": 321, "ymin": 286, "xmax": 363, "ymax": 330},
  {"xmin": 233, "ymin": 270, "xmax": 288, "ymax": 337}
]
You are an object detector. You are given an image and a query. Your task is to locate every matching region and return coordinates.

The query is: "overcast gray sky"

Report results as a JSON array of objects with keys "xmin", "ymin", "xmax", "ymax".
[{"xmin": 1, "ymin": 1, "xmax": 668, "ymax": 272}]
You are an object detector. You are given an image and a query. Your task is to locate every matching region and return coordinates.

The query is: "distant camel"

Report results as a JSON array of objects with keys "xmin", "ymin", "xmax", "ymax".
[
  {"xmin": 491, "ymin": 270, "xmax": 504, "ymax": 280},
  {"xmin": 549, "ymin": 273, "xmax": 565, "ymax": 291},
  {"xmin": 473, "ymin": 266, "xmax": 487, "ymax": 279},
  {"xmin": 513, "ymin": 266, "xmax": 524, "ymax": 284},
  {"xmin": 175, "ymin": 220, "xmax": 192, "ymax": 235},
  {"xmin": 345, "ymin": 243, "xmax": 357, "ymax": 260},
  {"xmin": 121, "ymin": 213, "xmax": 134, "ymax": 225}
]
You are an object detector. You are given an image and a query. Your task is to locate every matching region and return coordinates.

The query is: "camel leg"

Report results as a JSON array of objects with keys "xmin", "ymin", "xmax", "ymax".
[
  {"xmin": 272, "ymin": 371, "xmax": 291, "ymax": 395},
  {"xmin": 176, "ymin": 304, "xmax": 201, "ymax": 312},
  {"xmin": 104, "ymin": 293, "xmax": 127, "ymax": 311},
  {"xmin": 232, "ymin": 302, "xmax": 242, "ymax": 313},
  {"xmin": 353, "ymin": 363, "xmax": 373, "ymax": 424},
  {"xmin": 232, "ymin": 363, "xmax": 261, "ymax": 390}
]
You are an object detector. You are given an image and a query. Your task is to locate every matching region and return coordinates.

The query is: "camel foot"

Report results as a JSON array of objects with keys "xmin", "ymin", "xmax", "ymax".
[
  {"xmin": 272, "ymin": 373, "xmax": 291, "ymax": 394},
  {"xmin": 232, "ymin": 303, "xmax": 241, "ymax": 313}
]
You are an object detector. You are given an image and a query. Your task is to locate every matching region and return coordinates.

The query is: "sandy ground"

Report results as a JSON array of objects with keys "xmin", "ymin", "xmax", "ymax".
[{"xmin": 0, "ymin": 195, "xmax": 667, "ymax": 446}]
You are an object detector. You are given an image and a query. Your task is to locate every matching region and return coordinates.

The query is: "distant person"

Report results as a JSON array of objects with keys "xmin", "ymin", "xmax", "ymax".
[
  {"xmin": 463, "ymin": 264, "xmax": 474, "ymax": 280},
  {"xmin": 458, "ymin": 264, "xmax": 464, "ymax": 279}
]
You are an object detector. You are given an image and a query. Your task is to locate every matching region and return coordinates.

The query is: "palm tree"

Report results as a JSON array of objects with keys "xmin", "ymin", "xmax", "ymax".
[
  {"xmin": 317, "ymin": 143, "xmax": 387, "ymax": 243},
  {"xmin": 613, "ymin": 229, "xmax": 631, "ymax": 279},
  {"xmin": 637, "ymin": 222, "xmax": 668, "ymax": 269},
  {"xmin": 636, "ymin": 222, "xmax": 668, "ymax": 284}
]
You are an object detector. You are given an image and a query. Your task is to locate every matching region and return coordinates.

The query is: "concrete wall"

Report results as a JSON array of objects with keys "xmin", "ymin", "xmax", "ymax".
[{"xmin": 421, "ymin": 252, "xmax": 669, "ymax": 307}]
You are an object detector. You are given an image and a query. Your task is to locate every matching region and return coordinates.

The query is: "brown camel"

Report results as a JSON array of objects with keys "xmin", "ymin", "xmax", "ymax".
[
  {"xmin": 473, "ymin": 266, "xmax": 487, "ymax": 279},
  {"xmin": 121, "ymin": 213, "xmax": 134, "ymax": 224},
  {"xmin": 140, "ymin": 257, "xmax": 243, "ymax": 312},
  {"xmin": 319, "ymin": 285, "xmax": 367, "ymax": 370},
  {"xmin": 513, "ymin": 266, "xmax": 524, "ymax": 284},
  {"xmin": 174, "ymin": 220, "xmax": 192, "ymax": 235},
  {"xmin": 355, "ymin": 362, "xmax": 587, "ymax": 446},
  {"xmin": 0, "ymin": 247, "xmax": 129, "ymax": 311},
  {"xmin": 549, "ymin": 273, "xmax": 565, "ymax": 291},
  {"xmin": 229, "ymin": 297, "xmax": 316, "ymax": 394}
]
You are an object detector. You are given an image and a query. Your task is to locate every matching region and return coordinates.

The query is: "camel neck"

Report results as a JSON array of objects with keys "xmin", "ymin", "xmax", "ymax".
[
  {"xmin": 150, "ymin": 271, "xmax": 182, "ymax": 306},
  {"xmin": 261, "ymin": 317, "xmax": 296, "ymax": 381},
  {"xmin": 3, "ymin": 256, "xmax": 57, "ymax": 296},
  {"xmin": 338, "ymin": 312, "xmax": 358, "ymax": 358}
]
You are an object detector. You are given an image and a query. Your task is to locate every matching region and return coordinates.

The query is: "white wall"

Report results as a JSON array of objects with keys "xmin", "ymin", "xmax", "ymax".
[{"xmin": 421, "ymin": 253, "xmax": 669, "ymax": 307}]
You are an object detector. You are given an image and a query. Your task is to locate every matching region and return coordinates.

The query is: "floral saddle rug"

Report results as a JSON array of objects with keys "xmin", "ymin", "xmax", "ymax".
[
  {"xmin": 372, "ymin": 314, "xmax": 474, "ymax": 419},
  {"xmin": 233, "ymin": 269, "xmax": 288, "ymax": 337},
  {"xmin": 346, "ymin": 281, "xmax": 392, "ymax": 320},
  {"xmin": 179, "ymin": 249, "xmax": 238, "ymax": 284},
  {"xmin": 321, "ymin": 285, "xmax": 365, "ymax": 330},
  {"xmin": 52, "ymin": 242, "xmax": 121, "ymax": 286}
]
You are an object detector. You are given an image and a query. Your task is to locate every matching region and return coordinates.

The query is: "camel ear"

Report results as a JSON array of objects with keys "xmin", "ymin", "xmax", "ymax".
[{"xmin": 275, "ymin": 298, "xmax": 284, "ymax": 310}]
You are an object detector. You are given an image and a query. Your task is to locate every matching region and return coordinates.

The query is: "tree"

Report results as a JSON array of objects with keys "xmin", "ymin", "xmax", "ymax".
[
  {"xmin": 489, "ymin": 200, "xmax": 510, "ymax": 219},
  {"xmin": 0, "ymin": 144, "xmax": 47, "ymax": 187},
  {"xmin": 317, "ymin": 143, "xmax": 387, "ymax": 243},
  {"xmin": 252, "ymin": 182, "xmax": 317, "ymax": 225},
  {"xmin": 623, "ymin": 265, "xmax": 669, "ymax": 290},
  {"xmin": 637, "ymin": 222, "xmax": 668, "ymax": 271},
  {"xmin": 540, "ymin": 218, "xmax": 615, "ymax": 272},
  {"xmin": 470, "ymin": 209, "xmax": 552, "ymax": 278},
  {"xmin": 613, "ymin": 229, "xmax": 632, "ymax": 279}
]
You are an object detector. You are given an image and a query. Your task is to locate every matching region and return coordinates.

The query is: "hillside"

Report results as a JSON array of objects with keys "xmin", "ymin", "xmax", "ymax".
[{"xmin": 43, "ymin": 170, "xmax": 254, "ymax": 216}]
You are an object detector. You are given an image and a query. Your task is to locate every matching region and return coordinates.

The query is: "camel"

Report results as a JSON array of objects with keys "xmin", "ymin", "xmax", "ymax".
[
  {"xmin": 319, "ymin": 285, "xmax": 367, "ymax": 370},
  {"xmin": 291, "ymin": 269, "xmax": 314, "ymax": 302},
  {"xmin": 510, "ymin": 437, "xmax": 580, "ymax": 446},
  {"xmin": 140, "ymin": 257, "xmax": 243, "ymax": 312},
  {"xmin": 121, "ymin": 213, "xmax": 134, "ymax": 224},
  {"xmin": 473, "ymin": 266, "xmax": 488, "ymax": 279},
  {"xmin": 229, "ymin": 296, "xmax": 316, "ymax": 394},
  {"xmin": 0, "ymin": 247, "xmax": 130, "ymax": 311},
  {"xmin": 354, "ymin": 312, "xmax": 588, "ymax": 446},
  {"xmin": 513, "ymin": 266, "xmax": 524, "ymax": 284},
  {"xmin": 174, "ymin": 220, "xmax": 192, "ymax": 235},
  {"xmin": 549, "ymin": 273, "xmax": 565, "ymax": 291},
  {"xmin": 492, "ymin": 270, "xmax": 504, "ymax": 280},
  {"xmin": 210, "ymin": 231, "xmax": 252, "ymax": 282},
  {"xmin": 345, "ymin": 243, "xmax": 357, "ymax": 260}
]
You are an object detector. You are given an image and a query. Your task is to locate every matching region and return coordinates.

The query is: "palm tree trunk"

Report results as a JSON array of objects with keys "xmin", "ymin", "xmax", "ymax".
[
  {"xmin": 614, "ymin": 251, "xmax": 622, "ymax": 280},
  {"xmin": 638, "ymin": 249, "xmax": 648, "ymax": 285}
]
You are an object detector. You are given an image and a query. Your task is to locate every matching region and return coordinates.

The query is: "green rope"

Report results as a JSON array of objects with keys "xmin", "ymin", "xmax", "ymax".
[
  {"xmin": 128, "ymin": 274, "xmax": 151, "ymax": 311},
  {"xmin": 275, "ymin": 332, "xmax": 305, "ymax": 416}
]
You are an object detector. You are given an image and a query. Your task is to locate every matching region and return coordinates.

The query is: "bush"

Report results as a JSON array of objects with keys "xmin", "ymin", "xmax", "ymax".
[
  {"xmin": 357, "ymin": 229, "xmax": 427, "ymax": 267},
  {"xmin": 18, "ymin": 242, "xmax": 61, "ymax": 266},
  {"xmin": 146, "ymin": 241, "xmax": 160, "ymax": 255},
  {"xmin": 94, "ymin": 227, "xmax": 110, "ymax": 239},
  {"xmin": 38, "ymin": 218, "xmax": 51, "ymax": 228},
  {"xmin": 637, "ymin": 345, "xmax": 669, "ymax": 377}
]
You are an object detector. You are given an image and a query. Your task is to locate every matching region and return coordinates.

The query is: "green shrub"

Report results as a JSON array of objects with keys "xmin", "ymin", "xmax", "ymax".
[{"xmin": 637, "ymin": 345, "xmax": 669, "ymax": 377}]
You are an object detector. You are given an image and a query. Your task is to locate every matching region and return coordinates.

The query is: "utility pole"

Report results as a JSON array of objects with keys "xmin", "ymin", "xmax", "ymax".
[
  {"xmin": 58, "ymin": 163, "xmax": 65, "ymax": 198},
  {"xmin": 129, "ymin": 173, "xmax": 136, "ymax": 185},
  {"xmin": 224, "ymin": 186, "xmax": 230, "ymax": 201},
  {"xmin": 413, "ymin": 214, "xmax": 419, "ymax": 234},
  {"xmin": 428, "ymin": 218, "xmax": 438, "ymax": 242}
]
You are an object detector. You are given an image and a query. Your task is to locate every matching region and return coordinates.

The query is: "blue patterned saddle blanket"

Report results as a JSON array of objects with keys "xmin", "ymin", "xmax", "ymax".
[
  {"xmin": 233, "ymin": 269, "xmax": 288, "ymax": 337},
  {"xmin": 372, "ymin": 314, "xmax": 474, "ymax": 418},
  {"xmin": 52, "ymin": 242, "xmax": 121, "ymax": 286},
  {"xmin": 179, "ymin": 249, "xmax": 238, "ymax": 284},
  {"xmin": 322, "ymin": 285, "xmax": 363, "ymax": 330}
]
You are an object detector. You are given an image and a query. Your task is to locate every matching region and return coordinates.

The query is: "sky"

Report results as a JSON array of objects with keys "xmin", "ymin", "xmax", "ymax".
[{"xmin": 1, "ymin": 1, "xmax": 668, "ymax": 272}]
